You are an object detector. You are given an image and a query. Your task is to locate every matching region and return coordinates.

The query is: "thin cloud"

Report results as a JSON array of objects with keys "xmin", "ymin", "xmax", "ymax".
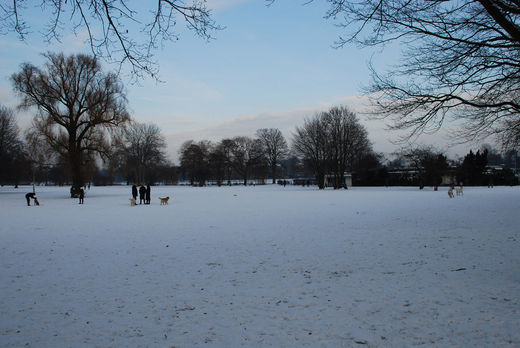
[
  {"xmin": 207, "ymin": 0, "xmax": 252, "ymax": 11},
  {"xmin": 162, "ymin": 95, "xmax": 475, "ymax": 164},
  {"xmin": 163, "ymin": 98, "xmax": 371, "ymax": 162}
]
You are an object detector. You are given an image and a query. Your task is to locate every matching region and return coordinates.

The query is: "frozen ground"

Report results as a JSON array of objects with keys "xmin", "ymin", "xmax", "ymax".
[{"xmin": 0, "ymin": 184, "xmax": 519, "ymax": 347}]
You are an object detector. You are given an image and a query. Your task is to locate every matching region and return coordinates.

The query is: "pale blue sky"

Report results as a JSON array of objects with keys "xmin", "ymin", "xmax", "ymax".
[{"xmin": 0, "ymin": 0, "xmax": 474, "ymax": 162}]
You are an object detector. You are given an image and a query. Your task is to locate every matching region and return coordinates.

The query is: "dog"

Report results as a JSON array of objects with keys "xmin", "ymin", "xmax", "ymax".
[
  {"xmin": 159, "ymin": 196, "xmax": 170, "ymax": 205},
  {"xmin": 448, "ymin": 188, "xmax": 454, "ymax": 198},
  {"xmin": 129, "ymin": 198, "xmax": 137, "ymax": 206},
  {"xmin": 456, "ymin": 186, "xmax": 463, "ymax": 196}
]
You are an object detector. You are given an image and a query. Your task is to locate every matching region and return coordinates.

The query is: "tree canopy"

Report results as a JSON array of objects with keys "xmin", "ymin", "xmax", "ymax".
[
  {"xmin": 11, "ymin": 52, "xmax": 130, "ymax": 191},
  {"xmin": 317, "ymin": 0, "xmax": 520, "ymax": 148},
  {"xmin": 115, "ymin": 121, "xmax": 167, "ymax": 184},
  {"xmin": 1, "ymin": 0, "xmax": 220, "ymax": 79},
  {"xmin": 256, "ymin": 128, "xmax": 289, "ymax": 184},
  {"xmin": 293, "ymin": 105, "xmax": 373, "ymax": 189},
  {"xmin": 0, "ymin": 105, "xmax": 28, "ymax": 184}
]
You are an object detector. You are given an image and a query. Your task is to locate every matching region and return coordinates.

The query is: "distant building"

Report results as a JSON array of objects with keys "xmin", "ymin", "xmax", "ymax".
[
  {"xmin": 441, "ymin": 167, "xmax": 458, "ymax": 186},
  {"xmin": 324, "ymin": 173, "xmax": 352, "ymax": 188}
]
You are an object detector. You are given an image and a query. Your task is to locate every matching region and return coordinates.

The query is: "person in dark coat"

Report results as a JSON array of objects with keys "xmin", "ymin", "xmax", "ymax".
[
  {"xmin": 132, "ymin": 184, "xmax": 138, "ymax": 201},
  {"xmin": 139, "ymin": 184, "xmax": 146, "ymax": 204},
  {"xmin": 146, "ymin": 184, "xmax": 151, "ymax": 204},
  {"xmin": 79, "ymin": 188, "xmax": 85, "ymax": 204},
  {"xmin": 25, "ymin": 192, "xmax": 35, "ymax": 206}
]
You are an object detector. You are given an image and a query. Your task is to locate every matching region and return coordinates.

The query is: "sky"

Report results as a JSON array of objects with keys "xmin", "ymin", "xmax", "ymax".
[{"xmin": 0, "ymin": 0, "xmax": 479, "ymax": 163}]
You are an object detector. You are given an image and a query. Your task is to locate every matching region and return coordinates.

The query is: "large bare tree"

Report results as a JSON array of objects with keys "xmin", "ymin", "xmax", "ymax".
[
  {"xmin": 324, "ymin": 106, "xmax": 371, "ymax": 189},
  {"xmin": 230, "ymin": 136, "xmax": 265, "ymax": 186},
  {"xmin": 216, "ymin": 138, "xmax": 236, "ymax": 185},
  {"xmin": 1, "ymin": 1, "xmax": 220, "ymax": 79},
  {"xmin": 208, "ymin": 140, "xmax": 233, "ymax": 186},
  {"xmin": 292, "ymin": 105, "xmax": 372, "ymax": 189},
  {"xmin": 256, "ymin": 128, "xmax": 289, "ymax": 184},
  {"xmin": 11, "ymin": 52, "xmax": 130, "ymax": 194},
  {"xmin": 0, "ymin": 106, "xmax": 21, "ymax": 163},
  {"xmin": 179, "ymin": 139, "xmax": 211, "ymax": 186},
  {"xmin": 116, "ymin": 121, "xmax": 167, "ymax": 184},
  {"xmin": 292, "ymin": 115, "xmax": 330, "ymax": 189},
  {"xmin": 282, "ymin": 0, "xmax": 520, "ymax": 147},
  {"xmin": 397, "ymin": 145, "xmax": 449, "ymax": 190},
  {"xmin": 0, "ymin": 105, "xmax": 26, "ymax": 185}
]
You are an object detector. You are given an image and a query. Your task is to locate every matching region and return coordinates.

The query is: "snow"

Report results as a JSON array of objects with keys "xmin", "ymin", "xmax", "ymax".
[{"xmin": 1, "ymin": 184, "xmax": 519, "ymax": 347}]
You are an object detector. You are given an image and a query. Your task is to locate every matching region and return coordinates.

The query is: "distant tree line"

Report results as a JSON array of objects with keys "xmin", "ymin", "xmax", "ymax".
[
  {"xmin": 3, "ymin": 97, "xmax": 519, "ymax": 189},
  {"xmin": 2, "ymin": 52, "xmax": 518, "ymax": 191},
  {"xmin": 0, "ymin": 104, "xmax": 177, "ymax": 187},
  {"xmin": 178, "ymin": 128, "xmax": 289, "ymax": 186},
  {"xmin": 176, "ymin": 105, "xmax": 520, "ymax": 189},
  {"xmin": 385, "ymin": 145, "xmax": 519, "ymax": 188},
  {"xmin": 176, "ymin": 106, "xmax": 382, "ymax": 188}
]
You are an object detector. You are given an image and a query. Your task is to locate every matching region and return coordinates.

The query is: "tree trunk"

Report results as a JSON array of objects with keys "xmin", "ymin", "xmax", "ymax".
[
  {"xmin": 69, "ymin": 150, "xmax": 84, "ymax": 188},
  {"xmin": 316, "ymin": 171, "xmax": 325, "ymax": 189},
  {"xmin": 69, "ymin": 149, "xmax": 84, "ymax": 197}
]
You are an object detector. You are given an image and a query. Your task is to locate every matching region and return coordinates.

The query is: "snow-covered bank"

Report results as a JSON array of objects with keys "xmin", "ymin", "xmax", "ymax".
[{"xmin": 1, "ymin": 185, "xmax": 519, "ymax": 347}]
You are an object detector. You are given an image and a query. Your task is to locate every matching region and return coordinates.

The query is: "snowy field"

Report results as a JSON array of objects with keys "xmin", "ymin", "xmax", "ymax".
[{"xmin": 1, "ymin": 184, "xmax": 519, "ymax": 347}]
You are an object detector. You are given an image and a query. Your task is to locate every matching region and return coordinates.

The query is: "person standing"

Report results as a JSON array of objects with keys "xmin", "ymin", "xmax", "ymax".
[
  {"xmin": 79, "ymin": 188, "xmax": 85, "ymax": 204},
  {"xmin": 139, "ymin": 184, "xmax": 146, "ymax": 204},
  {"xmin": 132, "ymin": 184, "xmax": 138, "ymax": 201},
  {"xmin": 146, "ymin": 184, "xmax": 151, "ymax": 204}
]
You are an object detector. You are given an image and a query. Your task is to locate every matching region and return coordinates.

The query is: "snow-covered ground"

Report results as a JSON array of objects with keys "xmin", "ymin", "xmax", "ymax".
[{"xmin": 1, "ymin": 184, "xmax": 519, "ymax": 347}]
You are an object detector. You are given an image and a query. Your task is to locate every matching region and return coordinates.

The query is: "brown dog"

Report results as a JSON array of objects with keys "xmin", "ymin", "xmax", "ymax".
[{"xmin": 159, "ymin": 196, "xmax": 170, "ymax": 205}]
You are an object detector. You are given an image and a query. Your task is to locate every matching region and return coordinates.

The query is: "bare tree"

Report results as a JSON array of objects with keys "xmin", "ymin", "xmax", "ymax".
[
  {"xmin": 11, "ymin": 52, "xmax": 130, "ymax": 195},
  {"xmin": 179, "ymin": 140, "xmax": 211, "ymax": 186},
  {"xmin": 208, "ymin": 140, "xmax": 232, "ymax": 186},
  {"xmin": 256, "ymin": 128, "xmax": 289, "ymax": 184},
  {"xmin": 0, "ymin": 106, "xmax": 26, "ymax": 185},
  {"xmin": 292, "ymin": 105, "xmax": 372, "ymax": 189},
  {"xmin": 117, "ymin": 121, "xmax": 167, "ymax": 184},
  {"xmin": 24, "ymin": 127, "xmax": 57, "ymax": 189},
  {"xmin": 323, "ymin": 106, "xmax": 371, "ymax": 188},
  {"xmin": 397, "ymin": 145, "xmax": 448, "ymax": 190},
  {"xmin": 0, "ymin": 106, "xmax": 22, "ymax": 160},
  {"xmin": 1, "ymin": 1, "xmax": 221, "ymax": 80},
  {"xmin": 292, "ymin": 115, "xmax": 329, "ymax": 189},
  {"xmin": 229, "ymin": 136, "xmax": 265, "ymax": 186},
  {"xmin": 215, "ymin": 138, "xmax": 236, "ymax": 185},
  {"xmin": 280, "ymin": 0, "xmax": 520, "ymax": 147}
]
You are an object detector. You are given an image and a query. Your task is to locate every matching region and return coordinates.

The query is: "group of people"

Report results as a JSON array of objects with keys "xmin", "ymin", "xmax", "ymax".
[
  {"xmin": 132, "ymin": 184, "xmax": 151, "ymax": 204},
  {"xmin": 70, "ymin": 185, "xmax": 87, "ymax": 204}
]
